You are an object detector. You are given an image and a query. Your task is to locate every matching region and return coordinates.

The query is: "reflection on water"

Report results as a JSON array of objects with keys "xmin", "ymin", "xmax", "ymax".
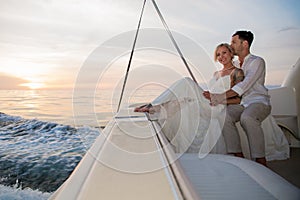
[
  {"xmin": 0, "ymin": 89, "xmax": 162, "ymax": 127},
  {"xmin": 0, "ymin": 90, "xmax": 75, "ymax": 125}
]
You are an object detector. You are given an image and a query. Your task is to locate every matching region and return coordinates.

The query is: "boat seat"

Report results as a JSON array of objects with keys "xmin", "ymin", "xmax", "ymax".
[
  {"xmin": 178, "ymin": 153, "xmax": 300, "ymax": 200},
  {"xmin": 269, "ymin": 86, "xmax": 299, "ymax": 138}
]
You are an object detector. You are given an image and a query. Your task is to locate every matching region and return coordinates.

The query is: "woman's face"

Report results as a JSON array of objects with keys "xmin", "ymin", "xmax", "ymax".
[{"xmin": 216, "ymin": 46, "xmax": 233, "ymax": 66}]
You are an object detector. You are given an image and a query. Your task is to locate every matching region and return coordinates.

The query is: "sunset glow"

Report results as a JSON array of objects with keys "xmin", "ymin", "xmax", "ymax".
[
  {"xmin": 0, "ymin": 0, "xmax": 299, "ymax": 89},
  {"xmin": 20, "ymin": 82, "xmax": 45, "ymax": 90}
]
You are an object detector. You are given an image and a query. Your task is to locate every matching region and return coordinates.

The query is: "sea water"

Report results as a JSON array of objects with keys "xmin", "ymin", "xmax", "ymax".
[
  {"xmin": 0, "ymin": 112, "xmax": 100, "ymax": 199},
  {"xmin": 0, "ymin": 89, "xmax": 159, "ymax": 199}
]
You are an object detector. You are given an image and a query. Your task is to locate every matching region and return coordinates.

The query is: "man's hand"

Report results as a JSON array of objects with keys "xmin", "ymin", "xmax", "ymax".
[{"xmin": 203, "ymin": 91, "xmax": 211, "ymax": 100}]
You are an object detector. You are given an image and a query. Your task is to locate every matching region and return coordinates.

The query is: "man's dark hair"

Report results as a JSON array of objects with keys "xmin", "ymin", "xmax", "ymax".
[{"xmin": 232, "ymin": 30, "xmax": 254, "ymax": 48}]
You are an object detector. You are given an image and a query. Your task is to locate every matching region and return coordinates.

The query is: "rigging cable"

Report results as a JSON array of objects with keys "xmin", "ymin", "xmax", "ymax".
[
  {"xmin": 117, "ymin": 0, "xmax": 198, "ymax": 112},
  {"xmin": 117, "ymin": 0, "xmax": 147, "ymax": 112},
  {"xmin": 150, "ymin": 0, "xmax": 198, "ymax": 84}
]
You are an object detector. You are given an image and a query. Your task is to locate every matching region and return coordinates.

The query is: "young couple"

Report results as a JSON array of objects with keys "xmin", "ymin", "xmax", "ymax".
[{"xmin": 135, "ymin": 30, "xmax": 288, "ymax": 166}]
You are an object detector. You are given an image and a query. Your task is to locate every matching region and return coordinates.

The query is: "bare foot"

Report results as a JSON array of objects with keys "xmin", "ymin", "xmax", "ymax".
[{"xmin": 134, "ymin": 104, "xmax": 152, "ymax": 113}]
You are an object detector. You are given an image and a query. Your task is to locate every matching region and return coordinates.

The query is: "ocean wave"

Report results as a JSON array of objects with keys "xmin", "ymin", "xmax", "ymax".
[
  {"xmin": 0, "ymin": 184, "xmax": 51, "ymax": 200},
  {"xmin": 0, "ymin": 113, "xmax": 100, "ymax": 195}
]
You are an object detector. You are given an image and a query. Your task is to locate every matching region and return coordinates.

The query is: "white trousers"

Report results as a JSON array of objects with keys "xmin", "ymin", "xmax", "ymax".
[{"xmin": 223, "ymin": 103, "xmax": 271, "ymax": 158}]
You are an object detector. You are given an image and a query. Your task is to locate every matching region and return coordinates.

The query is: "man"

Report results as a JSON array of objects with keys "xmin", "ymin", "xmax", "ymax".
[{"xmin": 211, "ymin": 30, "xmax": 271, "ymax": 166}]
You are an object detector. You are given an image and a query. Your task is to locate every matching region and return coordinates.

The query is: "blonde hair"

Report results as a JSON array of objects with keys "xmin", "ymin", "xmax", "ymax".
[{"xmin": 214, "ymin": 43, "xmax": 234, "ymax": 61}]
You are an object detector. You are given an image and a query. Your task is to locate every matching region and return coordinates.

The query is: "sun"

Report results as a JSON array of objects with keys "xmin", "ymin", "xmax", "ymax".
[{"xmin": 20, "ymin": 82, "xmax": 45, "ymax": 90}]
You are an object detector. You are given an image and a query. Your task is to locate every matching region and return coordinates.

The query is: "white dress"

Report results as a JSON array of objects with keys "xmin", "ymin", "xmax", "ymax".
[{"xmin": 150, "ymin": 77, "xmax": 289, "ymax": 161}]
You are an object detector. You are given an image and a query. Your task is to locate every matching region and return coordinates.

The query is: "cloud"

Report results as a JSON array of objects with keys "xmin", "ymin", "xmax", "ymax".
[
  {"xmin": 278, "ymin": 26, "xmax": 299, "ymax": 33},
  {"xmin": 0, "ymin": 73, "xmax": 28, "ymax": 89},
  {"xmin": 0, "ymin": 0, "xmax": 299, "ymax": 89}
]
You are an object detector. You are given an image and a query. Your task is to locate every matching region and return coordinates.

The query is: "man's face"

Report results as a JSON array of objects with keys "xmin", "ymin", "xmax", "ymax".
[{"xmin": 230, "ymin": 35, "xmax": 243, "ymax": 56}]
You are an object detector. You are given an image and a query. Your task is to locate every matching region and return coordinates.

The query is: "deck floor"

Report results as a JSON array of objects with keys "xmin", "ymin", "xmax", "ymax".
[{"xmin": 268, "ymin": 147, "xmax": 300, "ymax": 188}]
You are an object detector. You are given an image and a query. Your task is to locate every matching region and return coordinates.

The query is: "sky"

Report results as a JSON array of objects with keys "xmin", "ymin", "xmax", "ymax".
[{"xmin": 0, "ymin": 0, "xmax": 300, "ymax": 90}]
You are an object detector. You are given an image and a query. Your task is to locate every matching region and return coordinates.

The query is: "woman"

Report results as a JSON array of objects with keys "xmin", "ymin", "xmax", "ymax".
[
  {"xmin": 135, "ymin": 43, "xmax": 243, "ymax": 154},
  {"xmin": 203, "ymin": 43, "xmax": 244, "ymax": 105}
]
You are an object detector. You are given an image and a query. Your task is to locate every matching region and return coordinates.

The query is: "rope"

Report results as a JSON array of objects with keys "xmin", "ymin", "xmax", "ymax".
[
  {"xmin": 117, "ymin": 0, "xmax": 147, "ymax": 112},
  {"xmin": 150, "ymin": 0, "xmax": 198, "ymax": 84}
]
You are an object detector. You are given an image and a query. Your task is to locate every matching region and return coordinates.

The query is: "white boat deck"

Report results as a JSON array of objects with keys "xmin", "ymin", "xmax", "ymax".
[
  {"xmin": 50, "ymin": 109, "xmax": 198, "ymax": 200},
  {"xmin": 50, "ymin": 109, "xmax": 300, "ymax": 199}
]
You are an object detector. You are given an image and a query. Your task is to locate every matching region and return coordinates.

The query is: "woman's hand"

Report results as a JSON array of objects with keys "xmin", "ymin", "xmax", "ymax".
[{"xmin": 210, "ymin": 93, "xmax": 226, "ymax": 106}]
